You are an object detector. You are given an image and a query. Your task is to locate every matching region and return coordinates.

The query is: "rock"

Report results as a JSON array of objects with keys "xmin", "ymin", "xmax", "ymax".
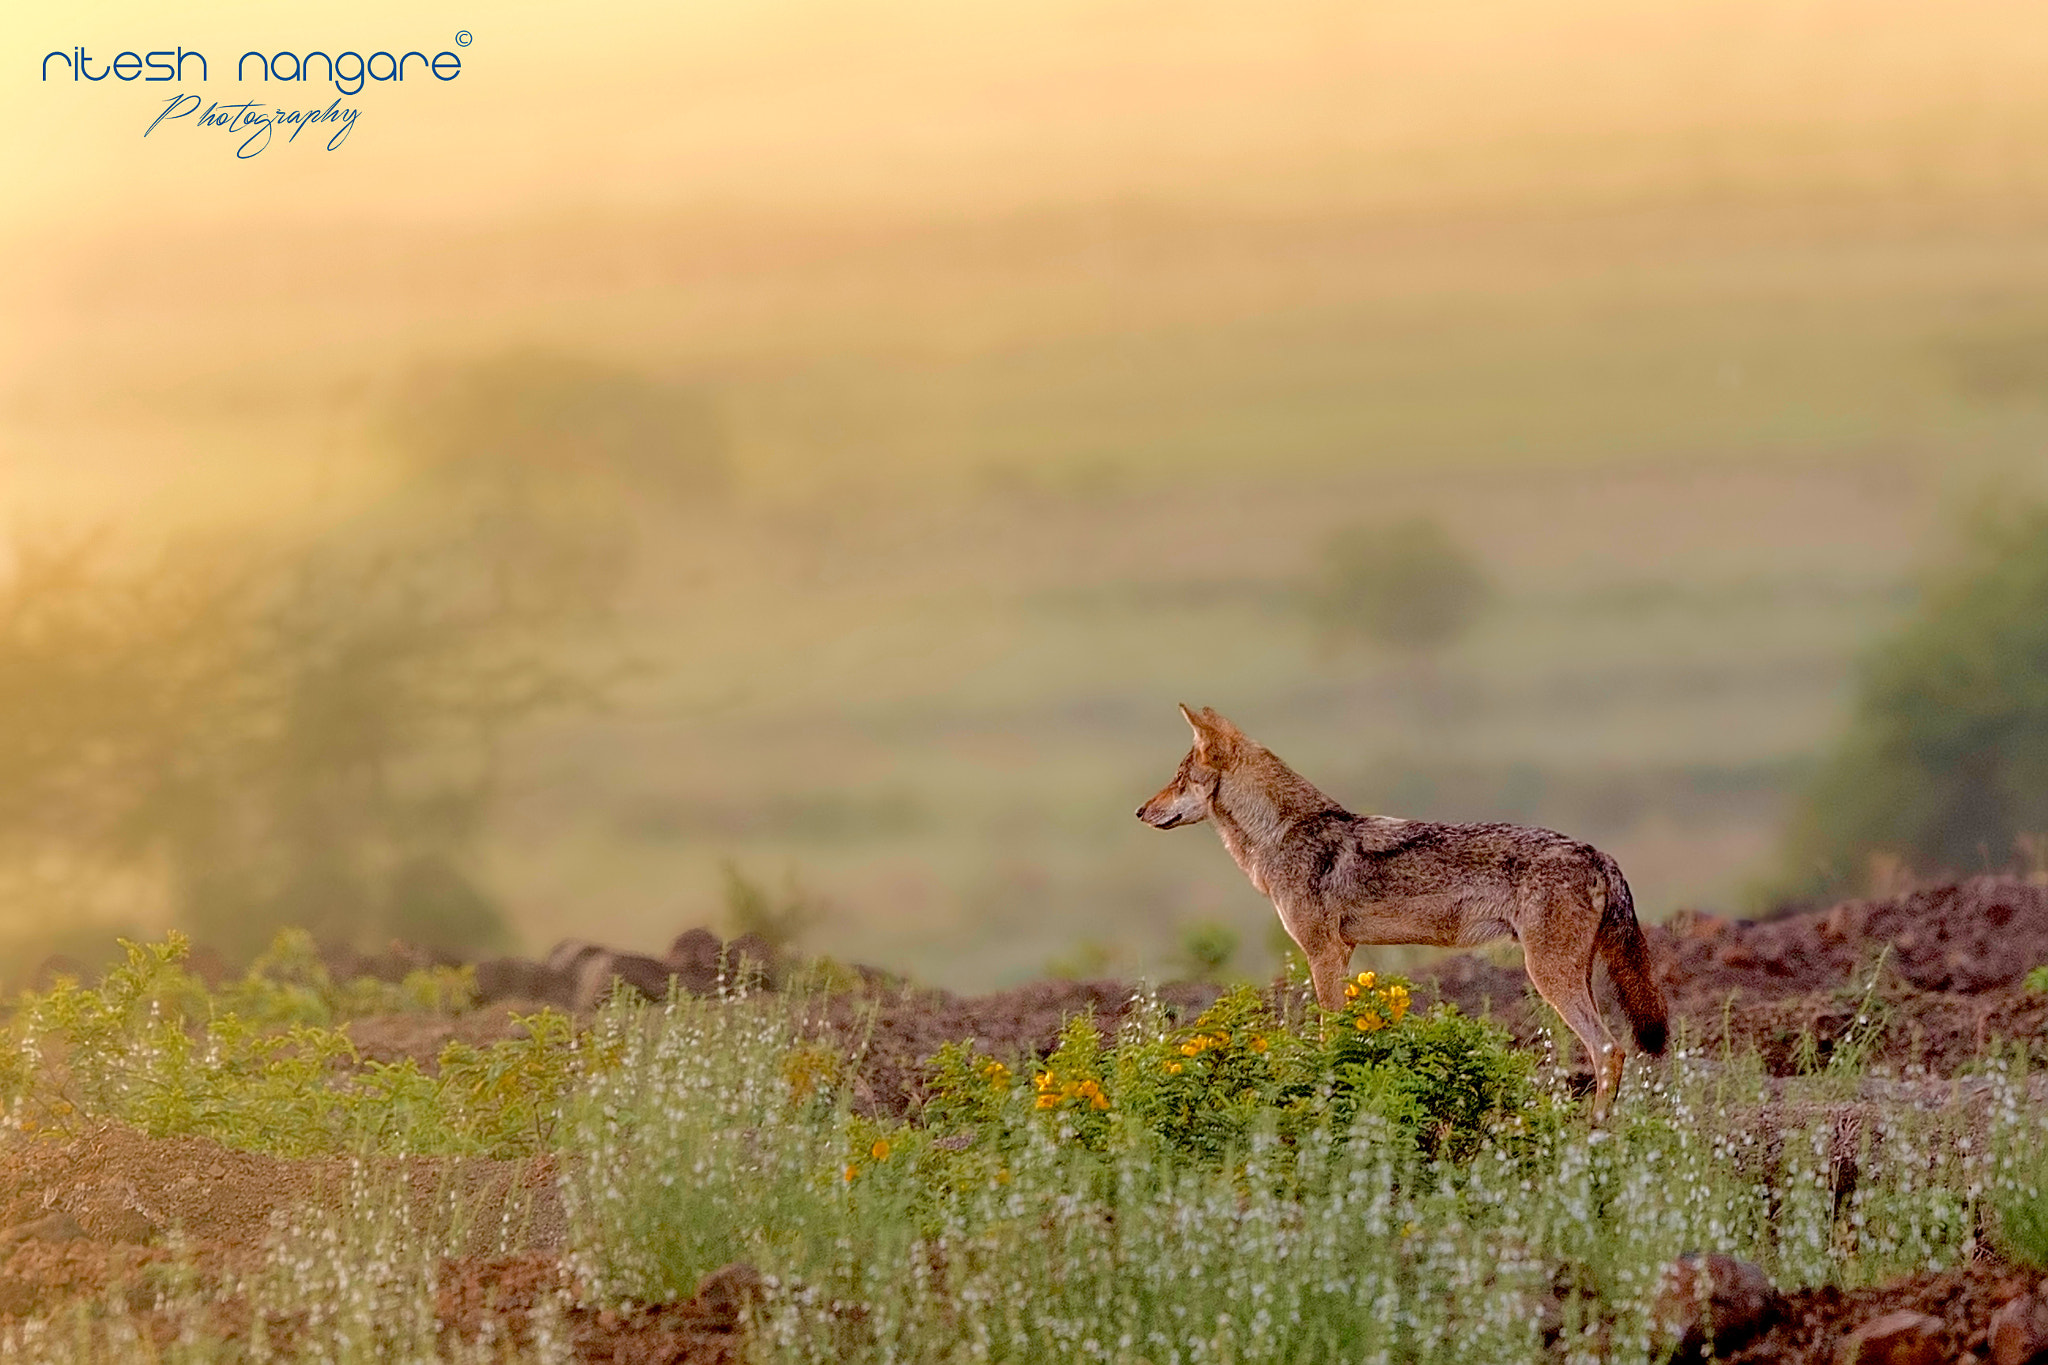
[
  {"xmin": 474, "ymin": 957, "xmax": 577, "ymax": 1008},
  {"xmin": 328, "ymin": 940, "xmax": 462, "ymax": 985},
  {"xmin": 572, "ymin": 951, "xmax": 672, "ymax": 1011},
  {"xmin": 1990, "ymin": 1290, "xmax": 2048, "ymax": 1365},
  {"xmin": 543, "ymin": 939, "xmax": 606, "ymax": 976},
  {"xmin": 664, "ymin": 927, "xmax": 726, "ymax": 995},
  {"xmin": 692, "ymin": 1261, "xmax": 764, "ymax": 1330},
  {"xmin": 1835, "ymin": 1310, "xmax": 1944, "ymax": 1365},
  {"xmin": 1651, "ymin": 1254, "xmax": 1781, "ymax": 1358}
]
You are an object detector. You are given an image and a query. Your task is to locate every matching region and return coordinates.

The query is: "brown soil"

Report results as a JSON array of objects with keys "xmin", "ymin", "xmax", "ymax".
[
  {"xmin": 1729, "ymin": 1257, "xmax": 2048, "ymax": 1365},
  {"xmin": 434, "ymin": 1253, "xmax": 754, "ymax": 1365}
]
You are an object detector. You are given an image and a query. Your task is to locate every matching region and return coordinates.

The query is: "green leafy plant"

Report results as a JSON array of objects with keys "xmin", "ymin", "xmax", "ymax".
[
  {"xmin": 2, "ymin": 932, "xmax": 575, "ymax": 1158},
  {"xmin": 924, "ymin": 976, "xmax": 1550, "ymax": 1171}
]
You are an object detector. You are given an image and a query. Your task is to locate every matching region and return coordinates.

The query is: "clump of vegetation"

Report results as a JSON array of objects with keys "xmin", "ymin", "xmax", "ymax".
[
  {"xmin": 1788, "ymin": 500, "xmax": 2048, "ymax": 894},
  {"xmin": 0, "ymin": 932, "xmax": 576, "ymax": 1157},
  {"xmin": 928, "ymin": 975, "xmax": 1546, "ymax": 1167},
  {"xmin": 721, "ymin": 861, "xmax": 825, "ymax": 958},
  {"xmin": 1311, "ymin": 517, "xmax": 1492, "ymax": 653},
  {"xmin": 1176, "ymin": 920, "xmax": 1241, "ymax": 982}
]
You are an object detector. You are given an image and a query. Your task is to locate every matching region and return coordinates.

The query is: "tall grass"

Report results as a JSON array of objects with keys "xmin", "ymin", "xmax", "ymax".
[{"xmin": 559, "ymin": 995, "xmax": 2038, "ymax": 1365}]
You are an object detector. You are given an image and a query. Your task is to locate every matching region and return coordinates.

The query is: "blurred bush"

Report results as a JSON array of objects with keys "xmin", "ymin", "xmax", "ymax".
[
  {"xmin": 0, "ymin": 528, "xmax": 608, "ymax": 966},
  {"xmin": 1311, "ymin": 517, "xmax": 1491, "ymax": 653},
  {"xmin": 1787, "ymin": 500, "xmax": 2048, "ymax": 894},
  {"xmin": 720, "ymin": 861, "xmax": 824, "ymax": 956},
  {"xmin": 1176, "ymin": 919, "xmax": 1240, "ymax": 982}
]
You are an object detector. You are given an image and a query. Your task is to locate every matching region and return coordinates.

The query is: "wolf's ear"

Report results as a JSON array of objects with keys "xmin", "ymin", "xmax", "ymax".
[{"xmin": 1179, "ymin": 703, "xmax": 1229, "ymax": 759}]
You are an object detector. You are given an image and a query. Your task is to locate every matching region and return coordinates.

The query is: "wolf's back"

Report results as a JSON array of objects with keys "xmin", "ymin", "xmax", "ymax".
[{"xmin": 1591, "ymin": 852, "xmax": 1668, "ymax": 1056}]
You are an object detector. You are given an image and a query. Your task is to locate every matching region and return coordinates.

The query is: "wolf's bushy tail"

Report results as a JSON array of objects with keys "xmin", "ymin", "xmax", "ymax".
[{"xmin": 1592, "ymin": 852, "xmax": 1668, "ymax": 1056}]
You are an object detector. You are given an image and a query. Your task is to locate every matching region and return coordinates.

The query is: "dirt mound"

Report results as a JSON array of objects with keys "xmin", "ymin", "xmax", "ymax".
[
  {"xmin": 1729, "ymin": 1258, "xmax": 2046, "ymax": 1365},
  {"xmin": 790, "ymin": 881, "xmax": 2048, "ymax": 1117},
  {"xmin": 1658, "ymin": 877, "xmax": 2048, "ymax": 1000},
  {"xmin": 1402, "ymin": 878, "xmax": 2048, "ymax": 1078}
]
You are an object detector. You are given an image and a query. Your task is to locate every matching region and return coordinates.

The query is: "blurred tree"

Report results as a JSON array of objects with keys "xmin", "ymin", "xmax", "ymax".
[
  {"xmin": 1786, "ymin": 500, "xmax": 2048, "ymax": 894},
  {"xmin": 1312, "ymin": 517, "xmax": 1492, "ymax": 653},
  {"xmin": 379, "ymin": 349, "xmax": 728, "ymax": 611},
  {"xmin": 0, "ymin": 351, "xmax": 709, "ymax": 972},
  {"xmin": 0, "ymin": 531, "xmax": 606, "ymax": 963}
]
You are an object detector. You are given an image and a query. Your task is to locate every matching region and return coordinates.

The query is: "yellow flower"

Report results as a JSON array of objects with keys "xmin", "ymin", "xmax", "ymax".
[
  {"xmin": 1166, "ymin": 1061, "xmax": 1183, "ymax": 1074},
  {"xmin": 843, "ymin": 1164, "xmax": 858, "ymax": 1183},
  {"xmin": 1179, "ymin": 1042, "xmax": 1201, "ymax": 1057},
  {"xmin": 1091, "ymin": 1094, "xmax": 1110, "ymax": 1110},
  {"xmin": 1035, "ymin": 1071, "xmax": 1056, "ymax": 1091},
  {"xmin": 1250, "ymin": 1036, "xmax": 1268, "ymax": 1053},
  {"xmin": 870, "ymin": 1138, "xmax": 892, "ymax": 1161},
  {"xmin": 1035, "ymin": 1094, "xmax": 1060, "ymax": 1109},
  {"xmin": 1355, "ymin": 1012, "xmax": 1384, "ymax": 1032},
  {"xmin": 1344, "ymin": 984, "xmax": 1361, "ymax": 1000}
]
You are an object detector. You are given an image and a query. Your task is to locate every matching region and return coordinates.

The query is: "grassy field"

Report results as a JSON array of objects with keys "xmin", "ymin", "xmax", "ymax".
[{"xmin": 10, "ymin": 197, "xmax": 2048, "ymax": 984}]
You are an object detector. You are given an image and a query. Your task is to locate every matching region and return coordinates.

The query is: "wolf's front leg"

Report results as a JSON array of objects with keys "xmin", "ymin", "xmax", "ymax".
[{"xmin": 1302, "ymin": 938, "xmax": 1354, "ymax": 1013}]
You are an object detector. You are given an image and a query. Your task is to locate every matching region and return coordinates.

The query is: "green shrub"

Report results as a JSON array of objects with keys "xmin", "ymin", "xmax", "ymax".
[
  {"xmin": 1, "ymin": 932, "xmax": 574, "ymax": 1157},
  {"xmin": 924, "ymin": 975, "xmax": 1551, "ymax": 1170},
  {"xmin": 1787, "ymin": 500, "xmax": 2048, "ymax": 892},
  {"xmin": 1312, "ymin": 517, "xmax": 1492, "ymax": 653}
]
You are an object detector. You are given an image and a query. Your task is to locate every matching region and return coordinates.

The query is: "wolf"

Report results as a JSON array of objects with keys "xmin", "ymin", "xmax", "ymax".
[{"xmin": 1135, "ymin": 705, "xmax": 1667, "ymax": 1119}]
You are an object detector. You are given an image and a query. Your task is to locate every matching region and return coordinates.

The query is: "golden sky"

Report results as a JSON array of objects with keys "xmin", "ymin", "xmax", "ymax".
[{"xmin": 10, "ymin": 0, "xmax": 2048, "ymax": 245}]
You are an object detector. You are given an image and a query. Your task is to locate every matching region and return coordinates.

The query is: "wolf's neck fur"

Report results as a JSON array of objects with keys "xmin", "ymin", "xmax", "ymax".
[{"xmin": 1208, "ymin": 746, "xmax": 1344, "ymax": 890}]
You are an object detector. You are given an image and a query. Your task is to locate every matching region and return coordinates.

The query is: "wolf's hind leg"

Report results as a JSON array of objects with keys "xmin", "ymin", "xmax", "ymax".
[{"xmin": 1519, "ymin": 915, "xmax": 1623, "ymax": 1123}]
